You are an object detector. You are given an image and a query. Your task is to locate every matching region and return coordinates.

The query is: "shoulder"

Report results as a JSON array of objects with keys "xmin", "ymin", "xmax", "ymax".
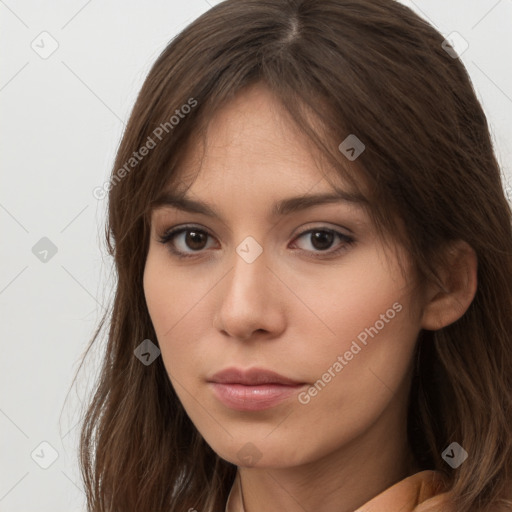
[{"xmin": 414, "ymin": 475, "xmax": 512, "ymax": 512}]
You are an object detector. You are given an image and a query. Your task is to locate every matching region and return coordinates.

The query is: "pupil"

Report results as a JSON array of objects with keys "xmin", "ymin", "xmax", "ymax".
[{"xmin": 311, "ymin": 231, "xmax": 333, "ymax": 250}]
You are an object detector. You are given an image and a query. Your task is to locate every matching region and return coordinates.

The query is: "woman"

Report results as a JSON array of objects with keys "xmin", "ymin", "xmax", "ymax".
[{"xmin": 76, "ymin": 1, "xmax": 512, "ymax": 510}]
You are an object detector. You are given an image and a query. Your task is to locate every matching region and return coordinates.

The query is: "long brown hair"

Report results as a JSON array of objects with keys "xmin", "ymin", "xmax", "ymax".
[{"xmin": 73, "ymin": 1, "xmax": 512, "ymax": 510}]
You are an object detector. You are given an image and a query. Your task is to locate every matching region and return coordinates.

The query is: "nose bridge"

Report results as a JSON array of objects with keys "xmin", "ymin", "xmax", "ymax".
[
  {"xmin": 235, "ymin": 234, "xmax": 265, "ymax": 266},
  {"xmin": 213, "ymin": 233, "xmax": 280, "ymax": 339},
  {"xmin": 228, "ymin": 234, "xmax": 267, "ymax": 298}
]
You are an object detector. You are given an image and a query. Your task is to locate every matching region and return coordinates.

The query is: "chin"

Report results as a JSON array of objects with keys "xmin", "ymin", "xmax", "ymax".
[{"xmin": 206, "ymin": 435, "xmax": 306, "ymax": 469}]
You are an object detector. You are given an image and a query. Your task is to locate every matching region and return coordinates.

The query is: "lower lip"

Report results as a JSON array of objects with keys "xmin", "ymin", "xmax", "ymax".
[{"xmin": 209, "ymin": 382, "xmax": 305, "ymax": 411}]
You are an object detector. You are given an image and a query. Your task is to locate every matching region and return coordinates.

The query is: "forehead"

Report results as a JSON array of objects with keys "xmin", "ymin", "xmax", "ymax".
[{"xmin": 168, "ymin": 82, "xmax": 365, "ymax": 202}]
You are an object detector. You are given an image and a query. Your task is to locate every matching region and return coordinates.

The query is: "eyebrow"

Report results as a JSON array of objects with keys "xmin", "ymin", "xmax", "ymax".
[{"xmin": 151, "ymin": 189, "xmax": 368, "ymax": 219}]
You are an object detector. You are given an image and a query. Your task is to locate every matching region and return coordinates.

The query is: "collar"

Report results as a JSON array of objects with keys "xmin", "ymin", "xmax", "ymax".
[{"xmin": 224, "ymin": 469, "xmax": 451, "ymax": 512}]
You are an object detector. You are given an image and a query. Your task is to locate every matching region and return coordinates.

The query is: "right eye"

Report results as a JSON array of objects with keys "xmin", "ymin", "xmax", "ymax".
[{"xmin": 158, "ymin": 225, "xmax": 218, "ymax": 259}]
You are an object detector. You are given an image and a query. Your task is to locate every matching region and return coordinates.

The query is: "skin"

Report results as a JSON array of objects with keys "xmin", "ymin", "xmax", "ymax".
[{"xmin": 143, "ymin": 82, "xmax": 477, "ymax": 512}]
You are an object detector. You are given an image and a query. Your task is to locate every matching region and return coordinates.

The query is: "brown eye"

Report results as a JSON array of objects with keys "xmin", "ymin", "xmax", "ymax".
[
  {"xmin": 184, "ymin": 230, "xmax": 208, "ymax": 250},
  {"xmin": 158, "ymin": 225, "xmax": 216, "ymax": 259},
  {"xmin": 309, "ymin": 230, "xmax": 335, "ymax": 251},
  {"xmin": 291, "ymin": 228, "xmax": 355, "ymax": 259}
]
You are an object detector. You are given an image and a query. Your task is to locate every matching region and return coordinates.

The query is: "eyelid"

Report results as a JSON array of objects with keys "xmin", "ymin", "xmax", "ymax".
[{"xmin": 293, "ymin": 223, "xmax": 352, "ymax": 239}]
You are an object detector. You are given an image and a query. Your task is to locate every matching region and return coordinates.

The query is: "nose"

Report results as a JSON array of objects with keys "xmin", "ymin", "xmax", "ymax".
[{"xmin": 213, "ymin": 243, "xmax": 286, "ymax": 341}]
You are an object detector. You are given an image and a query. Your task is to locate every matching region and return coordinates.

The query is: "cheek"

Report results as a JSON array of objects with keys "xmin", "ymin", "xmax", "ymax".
[
  {"xmin": 143, "ymin": 249, "xmax": 201, "ymax": 336},
  {"xmin": 142, "ymin": 253, "xmax": 213, "ymax": 379},
  {"xmin": 143, "ymin": 257, "xmax": 173, "ymax": 338},
  {"xmin": 292, "ymin": 247, "xmax": 419, "ymax": 407},
  {"xmin": 288, "ymin": 246, "xmax": 415, "ymax": 354}
]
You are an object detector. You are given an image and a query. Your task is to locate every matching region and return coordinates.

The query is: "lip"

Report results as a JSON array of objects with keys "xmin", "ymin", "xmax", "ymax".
[
  {"xmin": 209, "ymin": 367, "xmax": 303, "ymax": 386},
  {"xmin": 207, "ymin": 367, "xmax": 306, "ymax": 411}
]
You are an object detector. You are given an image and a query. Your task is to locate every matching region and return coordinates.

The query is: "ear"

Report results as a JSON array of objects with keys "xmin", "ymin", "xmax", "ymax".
[{"xmin": 420, "ymin": 240, "xmax": 478, "ymax": 331}]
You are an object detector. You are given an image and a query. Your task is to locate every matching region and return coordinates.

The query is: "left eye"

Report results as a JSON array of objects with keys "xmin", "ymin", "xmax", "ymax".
[
  {"xmin": 158, "ymin": 225, "xmax": 355, "ymax": 259},
  {"xmin": 292, "ymin": 228, "xmax": 354, "ymax": 255}
]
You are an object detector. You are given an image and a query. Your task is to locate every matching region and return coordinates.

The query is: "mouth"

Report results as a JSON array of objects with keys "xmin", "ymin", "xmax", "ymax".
[{"xmin": 207, "ymin": 367, "xmax": 307, "ymax": 411}]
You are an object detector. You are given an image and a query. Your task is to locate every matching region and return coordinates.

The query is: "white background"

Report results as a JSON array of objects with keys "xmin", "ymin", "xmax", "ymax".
[{"xmin": 1, "ymin": 1, "xmax": 511, "ymax": 510}]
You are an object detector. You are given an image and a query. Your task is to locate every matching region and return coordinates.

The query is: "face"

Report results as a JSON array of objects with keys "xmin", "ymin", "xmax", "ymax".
[{"xmin": 143, "ymin": 82, "xmax": 425, "ymax": 469}]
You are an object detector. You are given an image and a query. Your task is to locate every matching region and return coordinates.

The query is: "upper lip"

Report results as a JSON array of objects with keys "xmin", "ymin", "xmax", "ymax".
[{"xmin": 208, "ymin": 367, "xmax": 304, "ymax": 386}]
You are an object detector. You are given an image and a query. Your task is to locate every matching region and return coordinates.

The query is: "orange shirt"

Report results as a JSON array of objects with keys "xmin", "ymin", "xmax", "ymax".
[{"xmin": 225, "ymin": 470, "xmax": 453, "ymax": 512}]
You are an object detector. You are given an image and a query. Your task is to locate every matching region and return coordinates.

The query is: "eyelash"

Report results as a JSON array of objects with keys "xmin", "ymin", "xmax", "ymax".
[{"xmin": 157, "ymin": 224, "xmax": 355, "ymax": 260}]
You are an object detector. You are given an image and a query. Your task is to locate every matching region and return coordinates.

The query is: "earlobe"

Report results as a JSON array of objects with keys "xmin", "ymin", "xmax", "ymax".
[{"xmin": 420, "ymin": 240, "xmax": 478, "ymax": 331}]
